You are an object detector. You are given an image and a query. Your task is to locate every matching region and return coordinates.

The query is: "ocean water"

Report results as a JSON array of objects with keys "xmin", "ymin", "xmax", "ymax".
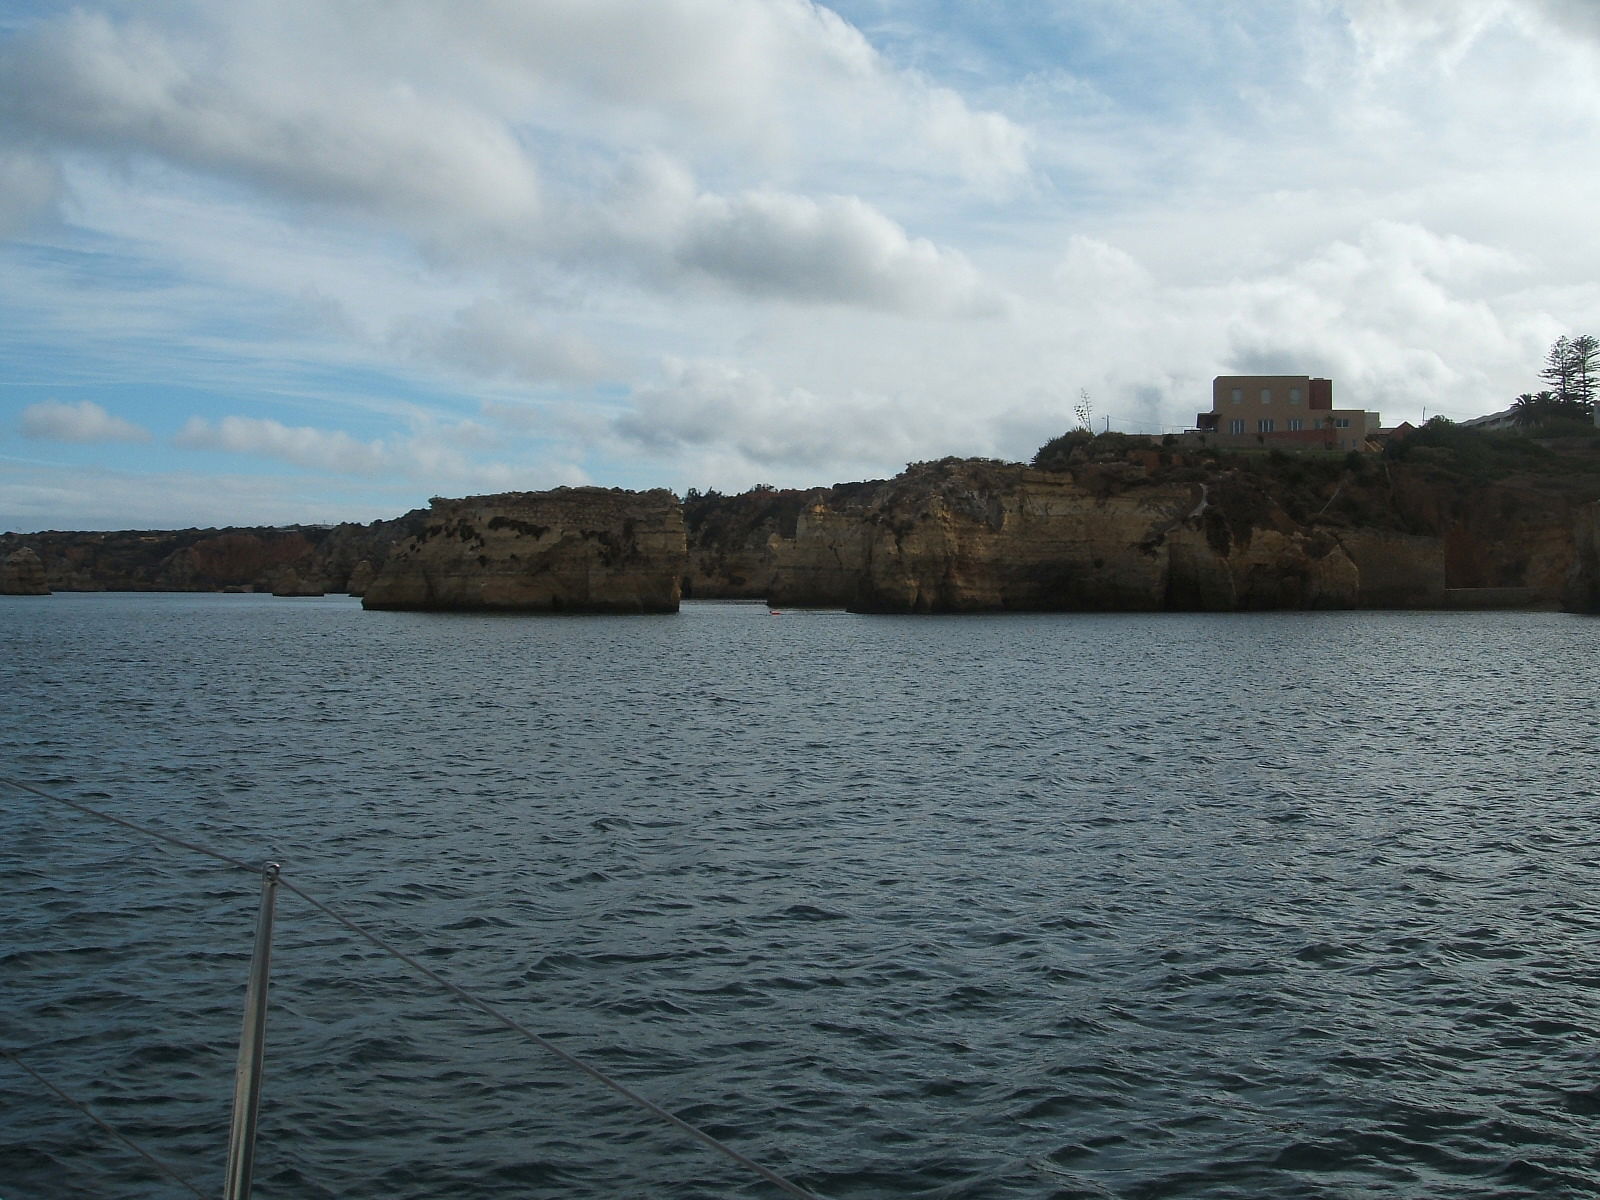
[{"xmin": 3, "ymin": 592, "xmax": 1600, "ymax": 1199}]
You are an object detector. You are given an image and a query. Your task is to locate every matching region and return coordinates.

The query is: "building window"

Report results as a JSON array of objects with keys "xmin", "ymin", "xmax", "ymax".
[
  {"xmin": 1260, "ymin": 388, "xmax": 1272, "ymax": 404},
  {"xmin": 1230, "ymin": 388, "xmax": 1242, "ymax": 404},
  {"xmin": 1288, "ymin": 418, "xmax": 1303, "ymax": 431},
  {"xmin": 1229, "ymin": 419, "xmax": 1246, "ymax": 434},
  {"xmin": 1334, "ymin": 417, "xmax": 1351, "ymax": 428},
  {"xmin": 1289, "ymin": 388, "xmax": 1301, "ymax": 404},
  {"xmin": 1258, "ymin": 419, "xmax": 1275, "ymax": 433}
]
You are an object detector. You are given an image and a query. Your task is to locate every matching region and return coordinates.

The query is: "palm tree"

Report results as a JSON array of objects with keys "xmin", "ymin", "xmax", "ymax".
[{"xmin": 1512, "ymin": 391, "xmax": 1556, "ymax": 428}]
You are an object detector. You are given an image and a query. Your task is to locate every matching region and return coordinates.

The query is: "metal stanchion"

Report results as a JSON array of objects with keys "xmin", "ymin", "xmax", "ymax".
[{"xmin": 223, "ymin": 862, "xmax": 280, "ymax": 1200}]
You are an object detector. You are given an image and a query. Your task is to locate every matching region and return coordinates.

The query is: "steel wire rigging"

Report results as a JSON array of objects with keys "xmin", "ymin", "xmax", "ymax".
[{"xmin": 0, "ymin": 773, "xmax": 829, "ymax": 1200}]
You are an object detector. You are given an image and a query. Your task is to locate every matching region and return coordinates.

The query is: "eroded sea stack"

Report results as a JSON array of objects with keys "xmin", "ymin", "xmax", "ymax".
[
  {"xmin": 0, "ymin": 547, "xmax": 50, "ymax": 595},
  {"xmin": 362, "ymin": 488, "xmax": 686, "ymax": 613}
]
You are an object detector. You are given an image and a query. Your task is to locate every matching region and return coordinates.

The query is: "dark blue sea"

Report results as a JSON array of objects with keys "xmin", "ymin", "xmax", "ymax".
[{"xmin": 3, "ymin": 593, "xmax": 1600, "ymax": 1199}]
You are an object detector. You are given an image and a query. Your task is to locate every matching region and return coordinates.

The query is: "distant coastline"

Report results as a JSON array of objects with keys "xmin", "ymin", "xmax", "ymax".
[{"xmin": 7, "ymin": 426, "xmax": 1600, "ymax": 614}]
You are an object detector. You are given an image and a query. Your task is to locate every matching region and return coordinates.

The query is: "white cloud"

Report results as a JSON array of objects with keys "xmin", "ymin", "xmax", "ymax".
[
  {"xmin": 1533, "ymin": 0, "xmax": 1600, "ymax": 41},
  {"xmin": 1215, "ymin": 222, "xmax": 1534, "ymax": 404},
  {"xmin": 1054, "ymin": 235, "xmax": 1154, "ymax": 300},
  {"xmin": 996, "ymin": 218, "xmax": 1557, "ymax": 431},
  {"xmin": 617, "ymin": 357, "xmax": 930, "ymax": 470},
  {"xmin": 0, "ymin": 147, "xmax": 61, "ymax": 235},
  {"xmin": 396, "ymin": 299, "xmax": 610, "ymax": 384},
  {"xmin": 1, "ymin": 8, "xmax": 543, "ymax": 248},
  {"xmin": 571, "ymin": 152, "xmax": 1000, "ymax": 311},
  {"xmin": 919, "ymin": 86, "xmax": 1030, "ymax": 193},
  {"xmin": 1339, "ymin": 0, "xmax": 1520, "ymax": 72},
  {"xmin": 174, "ymin": 415, "xmax": 391, "ymax": 474},
  {"xmin": 170, "ymin": 413, "xmax": 586, "ymax": 496},
  {"xmin": 374, "ymin": 0, "xmax": 1029, "ymax": 189},
  {"xmin": 0, "ymin": 0, "xmax": 1022, "ymax": 291},
  {"xmin": 0, "ymin": 461, "xmax": 410, "ymax": 532},
  {"xmin": 678, "ymin": 190, "xmax": 1000, "ymax": 313},
  {"xmin": 21, "ymin": 399, "xmax": 151, "ymax": 443},
  {"xmin": 5, "ymin": 2, "xmax": 1600, "ymax": 530}
]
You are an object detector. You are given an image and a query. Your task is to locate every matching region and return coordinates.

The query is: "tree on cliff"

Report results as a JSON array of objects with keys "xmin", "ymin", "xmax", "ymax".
[
  {"xmin": 1535, "ymin": 333, "xmax": 1598, "ymax": 417},
  {"xmin": 1569, "ymin": 334, "xmax": 1599, "ymax": 409},
  {"xmin": 1512, "ymin": 391, "xmax": 1561, "ymax": 428},
  {"xmin": 1541, "ymin": 336, "xmax": 1576, "ymax": 403}
]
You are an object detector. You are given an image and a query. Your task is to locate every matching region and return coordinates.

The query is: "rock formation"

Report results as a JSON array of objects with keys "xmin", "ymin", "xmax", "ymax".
[
  {"xmin": 747, "ymin": 449, "xmax": 1577, "ymax": 613},
  {"xmin": 345, "ymin": 559, "xmax": 377, "ymax": 597},
  {"xmin": 7, "ymin": 426, "xmax": 1597, "ymax": 614},
  {"xmin": 763, "ymin": 460, "xmax": 1392, "ymax": 611},
  {"xmin": 0, "ymin": 547, "xmax": 50, "ymax": 595},
  {"xmin": 269, "ymin": 567, "xmax": 326, "ymax": 597},
  {"xmin": 0, "ymin": 515, "xmax": 424, "ymax": 594},
  {"xmin": 362, "ymin": 488, "xmax": 686, "ymax": 613},
  {"xmin": 1567, "ymin": 501, "xmax": 1600, "ymax": 612},
  {"xmin": 683, "ymin": 487, "xmax": 816, "ymax": 599}
]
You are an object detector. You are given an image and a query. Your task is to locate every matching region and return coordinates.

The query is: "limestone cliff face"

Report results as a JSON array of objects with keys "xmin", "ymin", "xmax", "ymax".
[
  {"xmin": 362, "ymin": 488, "xmax": 685, "ymax": 613},
  {"xmin": 0, "ymin": 516, "xmax": 422, "ymax": 593},
  {"xmin": 269, "ymin": 567, "xmax": 326, "ymax": 597},
  {"xmin": 683, "ymin": 488, "xmax": 815, "ymax": 600},
  {"xmin": 764, "ymin": 458, "xmax": 1459, "ymax": 612},
  {"xmin": 0, "ymin": 547, "xmax": 50, "ymax": 595},
  {"xmin": 1385, "ymin": 471, "xmax": 1573, "ymax": 598},
  {"xmin": 9, "ymin": 437, "xmax": 1593, "ymax": 612},
  {"xmin": 1567, "ymin": 501, "xmax": 1600, "ymax": 612},
  {"xmin": 345, "ymin": 560, "xmax": 377, "ymax": 597}
]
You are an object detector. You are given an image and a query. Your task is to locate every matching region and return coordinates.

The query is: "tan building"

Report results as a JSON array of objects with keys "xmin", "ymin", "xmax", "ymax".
[{"xmin": 1195, "ymin": 375, "xmax": 1379, "ymax": 452}]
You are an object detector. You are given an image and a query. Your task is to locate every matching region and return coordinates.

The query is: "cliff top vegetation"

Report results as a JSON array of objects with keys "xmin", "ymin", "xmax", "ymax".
[{"xmin": 1385, "ymin": 415, "xmax": 1600, "ymax": 492}]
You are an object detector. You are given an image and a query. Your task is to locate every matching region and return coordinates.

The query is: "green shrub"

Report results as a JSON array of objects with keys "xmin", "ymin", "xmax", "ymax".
[
  {"xmin": 1031, "ymin": 430, "xmax": 1095, "ymax": 471},
  {"xmin": 1384, "ymin": 418, "xmax": 1553, "ymax": 480}
]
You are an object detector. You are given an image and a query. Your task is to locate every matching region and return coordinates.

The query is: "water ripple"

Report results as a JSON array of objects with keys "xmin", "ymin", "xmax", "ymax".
[{"xmin": 3, "ymin": 597, "xmax": 1600, "ymax": 1198}]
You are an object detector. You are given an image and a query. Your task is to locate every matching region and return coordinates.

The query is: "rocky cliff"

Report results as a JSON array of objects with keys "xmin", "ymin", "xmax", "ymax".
[
  {"xmin": 0, "ymin": 516, "xmax": 424, "ymax": 594},
  {"xmin": 362, "ymin": 488, "xmax": 686, "ymax": 613},
  {"xmin": 1567, "ymin": 501, "xmax": 1600, "ymax": 612},
  {"xmin": 0, "ymin": 547, "xmax": 50, "ymax": 595},
  {"xmin": 8, "ymin": 427, "xmax": 1597, "ymax": 614},
  {"xmin": 683, "ymin": 486, "xmax": 819, "ymax": 599},
  {"xmin": 725, "ymin": 436, "xmax": 1597, "ymax": 612},
  {"xmin": 760, "ymin": 458, "xmax": 1431, "ymax": 611}
]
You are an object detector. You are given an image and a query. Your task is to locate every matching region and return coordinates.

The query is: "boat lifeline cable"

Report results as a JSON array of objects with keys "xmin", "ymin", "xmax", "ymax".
[{"xmin": 0, "ymin": 774, "xmax": 831, "ymax": 1200}]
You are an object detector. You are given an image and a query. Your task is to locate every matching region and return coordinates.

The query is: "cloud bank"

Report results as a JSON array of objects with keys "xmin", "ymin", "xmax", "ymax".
[
  {"xmin": 1, "ymin": 1, "xmax": 1597, "ymax": 530},
  {"xmin": 21, "ymin": 400, "xmax": 151, "ymax": 444}
]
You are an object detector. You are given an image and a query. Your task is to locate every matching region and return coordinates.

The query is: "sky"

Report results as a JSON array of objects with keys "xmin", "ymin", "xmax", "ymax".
[{"xmin": 3, "ymin": 0, "xmax": 1599, "ymax": 532}]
